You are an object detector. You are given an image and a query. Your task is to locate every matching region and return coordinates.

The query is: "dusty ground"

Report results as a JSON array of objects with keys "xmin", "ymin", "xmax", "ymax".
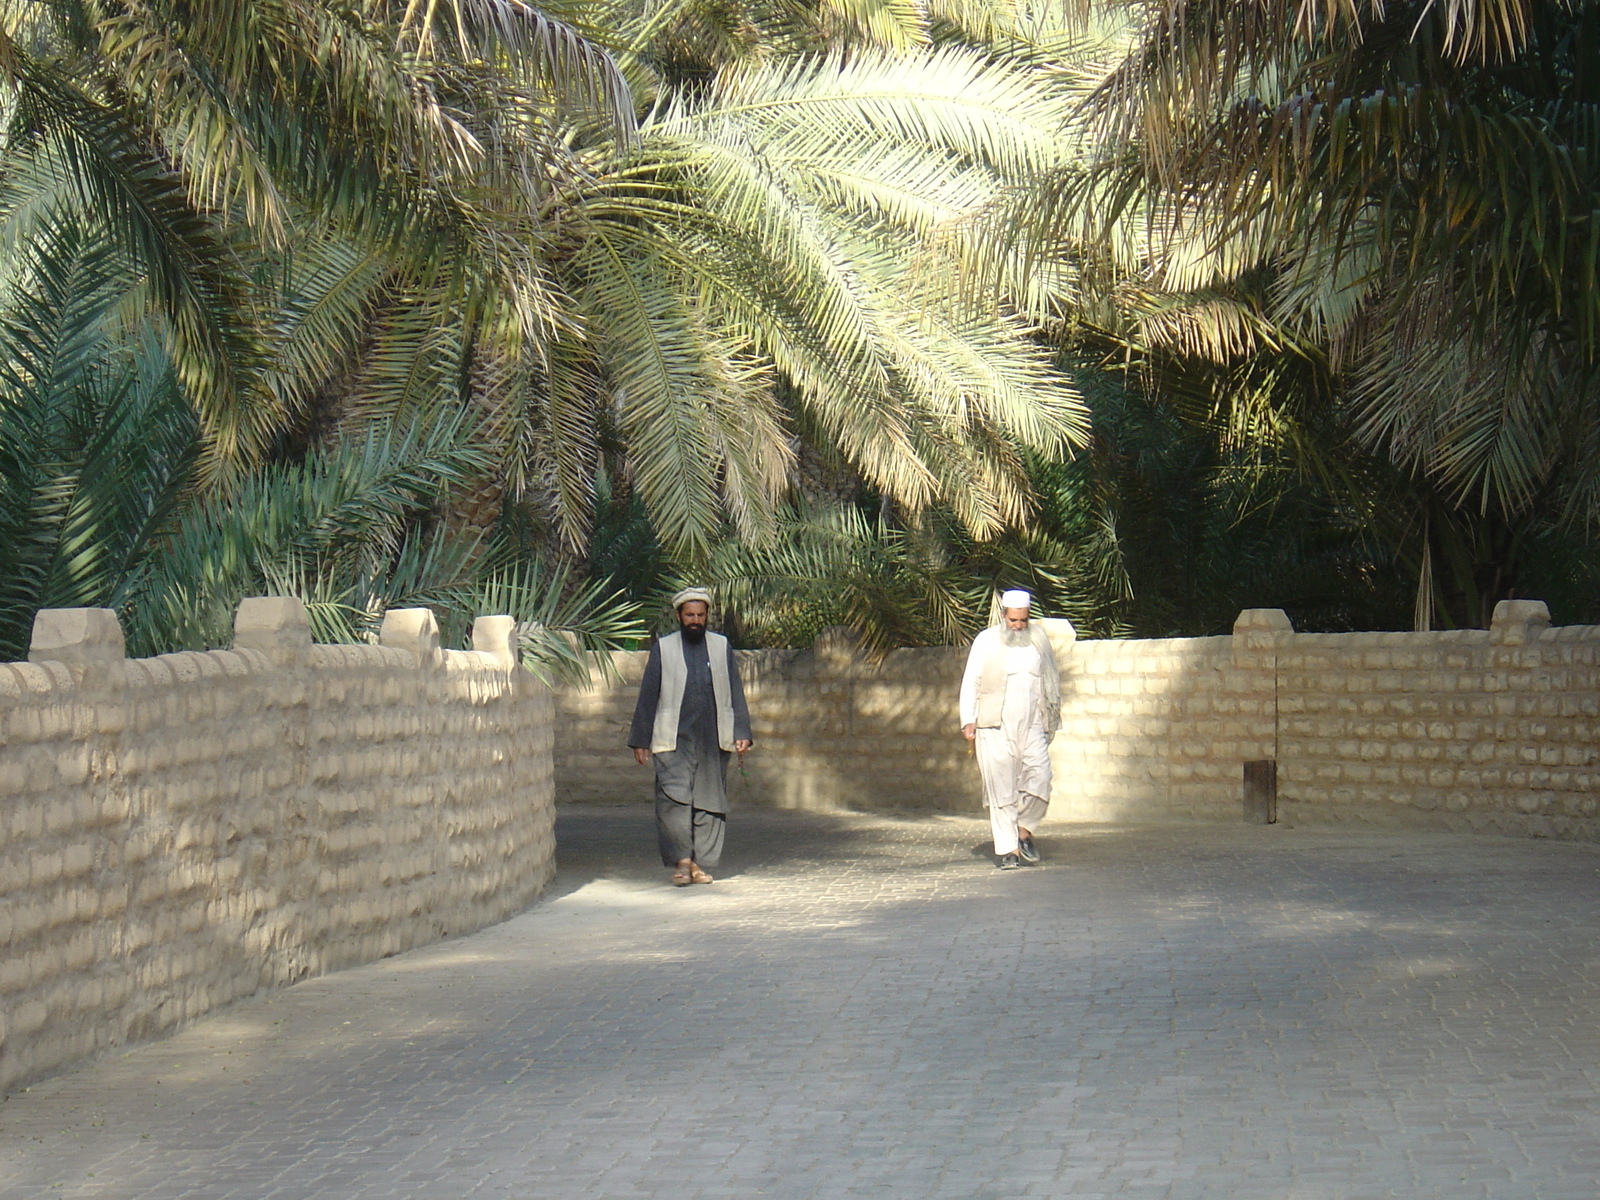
[{"xmin": 3, "ymin": 805, "xmax": 1599, "ymax": 1199}]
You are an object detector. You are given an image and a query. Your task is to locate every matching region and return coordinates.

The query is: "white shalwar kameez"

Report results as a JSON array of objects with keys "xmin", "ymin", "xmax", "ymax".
[{"xmin": 966, "ymin": 641, "xmax": 1051, "ymax": 856}]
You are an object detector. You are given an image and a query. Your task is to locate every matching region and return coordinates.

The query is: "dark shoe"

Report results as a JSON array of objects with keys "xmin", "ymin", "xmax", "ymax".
[
  {"xmin": 1017, "ymin": 835, "xmax": 1040, "ymax": 864},
  {"xmin": 998, "ymin": 853, "xmax": 1021, "ymax": 870}
]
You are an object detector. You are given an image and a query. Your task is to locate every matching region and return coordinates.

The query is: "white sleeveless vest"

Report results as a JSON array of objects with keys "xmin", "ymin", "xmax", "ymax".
[{"xmin": 650, "ymin": 631, "xmax": 737, "ymax": 753}]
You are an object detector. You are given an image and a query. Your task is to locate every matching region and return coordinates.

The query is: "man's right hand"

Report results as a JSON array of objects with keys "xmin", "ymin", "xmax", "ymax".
[
  {"xmin": 633, "ymin": 747, "xmax": 651, "ymax": 765},
  {"xmin": 962, "ymin": 723, "xmax": 976, "ymax": 741}
]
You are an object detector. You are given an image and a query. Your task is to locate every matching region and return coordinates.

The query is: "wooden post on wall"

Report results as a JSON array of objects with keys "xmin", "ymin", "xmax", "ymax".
[{"xmin": 1243, "ymin": 760, "xmax": 1277, "ymax": 824}]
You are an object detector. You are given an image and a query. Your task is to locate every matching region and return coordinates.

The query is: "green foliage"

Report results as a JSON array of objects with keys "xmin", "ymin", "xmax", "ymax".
[
  {"xmin": 7, "ymin": 0, "xmax": 1597, "ymax": 656},
  {"xmin": 694, "ymin": 504, "xmax": 979, "ymax": 653},
  {"xmin": 447, "ymin": 558, "xmax": 648, "ymax": 682},
  {"xmin": 0, "ymin": 209, "xmax": 642, "ymax": 668},
  {"xmin": 1070, "ymin": 368, "xmax": 1417, "ymax": 635},
  {"xmin": 528, "ymin": 41, "xmax": 1092, "ymax": 553},
  {"xmin": 974, "ymin": 0, "xmax": 1600, "ymax": 631},
  {"xmin": 0, "ymin": 0, "xmax": 633, "ymax": 477},
  {"xmin": 692, "ymin": 483, "xmax": 1130, "ymax": 654},
  {"xmin": 124, "ymin": 413, "xmax": 490, "ymax": 655},
  {"xmin": 0, "ymin": 215, "xmax": 198, "ymax": 658},
  {"xmin": 12, "ymin": 0, "xmax": 1070, "ymax": 662}
]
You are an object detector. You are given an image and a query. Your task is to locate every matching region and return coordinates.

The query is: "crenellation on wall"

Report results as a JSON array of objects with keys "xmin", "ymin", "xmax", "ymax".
[{"xmin": 0, "ymin": 599, "xmax": 555, "ymax": 1095}]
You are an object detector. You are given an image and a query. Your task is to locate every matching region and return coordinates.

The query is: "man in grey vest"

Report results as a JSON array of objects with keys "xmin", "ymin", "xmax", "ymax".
[{"xmin": 628, "ymin": 588, "xmax": 753, "ymax": 885}]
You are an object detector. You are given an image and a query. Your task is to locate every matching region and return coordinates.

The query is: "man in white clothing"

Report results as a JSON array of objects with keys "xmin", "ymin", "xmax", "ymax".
[{"xmin": 960, "ymin": 590, "xmax": 1061, "ymax": 869}]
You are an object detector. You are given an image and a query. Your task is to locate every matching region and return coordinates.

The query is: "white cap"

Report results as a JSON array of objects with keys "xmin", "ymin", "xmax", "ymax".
[
  {"xmin": 671, "ymin": 587, "xmax": 712, "ymax": 610},
  {"xmin": 999, "ymin": 589, "xmax": 1031, "ymax": 610}
]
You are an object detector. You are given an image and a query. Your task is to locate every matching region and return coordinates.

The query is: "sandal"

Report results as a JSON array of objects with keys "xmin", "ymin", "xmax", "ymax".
[
  {"xmin": 671, "ymin": 866, "xmax": 693, "ymax": 887},
  {"xmin": 689, "ymin": 865, "xmax": 714, "ymax": 885}
]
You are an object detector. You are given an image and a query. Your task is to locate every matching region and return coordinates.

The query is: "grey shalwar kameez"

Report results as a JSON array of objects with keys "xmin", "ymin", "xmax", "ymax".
[{"xmin": 628, "ymin": 633, "xmax": 752, "ymax": 867}]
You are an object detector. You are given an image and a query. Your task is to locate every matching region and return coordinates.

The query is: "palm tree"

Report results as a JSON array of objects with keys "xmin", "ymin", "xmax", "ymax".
[
  {"xmin": 0, "ymin": 208, "xmax": 643, "ymax": 664},
  {"xmin": 525, "ymin": 43, "xmax": 1092, "ymax": 555},
  {"xmin": 2, "ymin": 0, "xmax": 1106, "ymax": 649},
  {"xmin": 991, "ymin": 0, "xmax": 1600, "ymax": 628},
  {"xmin": 0, "ymin": 0, "xmax": 633, "ymax": 475},
  {"xmin": 232, "ymin": 5, "xmax": 1099, "ymax": 559}
]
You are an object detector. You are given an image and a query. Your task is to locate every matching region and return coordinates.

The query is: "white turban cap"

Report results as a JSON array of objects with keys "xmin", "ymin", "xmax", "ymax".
[
  {"xmin": 671, "ymin": 586, "xmax": 713, "ymax": 610},
  {"xmin": 999, "ymin": 589, "xmax": 1032, "ymax": 610}
]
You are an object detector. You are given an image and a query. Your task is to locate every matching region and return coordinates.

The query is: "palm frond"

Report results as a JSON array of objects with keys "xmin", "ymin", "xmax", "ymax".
[
  {"xmin": 692, "ymin": 45, "xmax": 1069, "ymax": 176},
  {"xmin": 575, "ymin": 229, "xmax": 733, "ymax": 553},
  {"xmin": 126, "ymin": 410, "xmax": 491, "ymax": 653},
  {"xmin": 396, "ymin": 0, "xmax": 636, "ymax": 135},
  {"xmin": 0, "ymin": 215, "xmax": 202, "ymax": 656},
  {"xmin": 422, "ymin": 554, "xmax": 647, "ymax": 682},
  {"xmin": 701, "ymin": 503, "xmax": 983, "ymax": 655},
  {"xmin": 2, "ymin": 50, "xmax": 268, "ymax": 472}
]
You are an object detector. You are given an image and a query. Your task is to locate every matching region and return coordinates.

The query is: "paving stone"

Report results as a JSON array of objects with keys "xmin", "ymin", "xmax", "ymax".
[{"xmin": 4, "ymin": 806, "xmax": 1600, "ymax": 1198}]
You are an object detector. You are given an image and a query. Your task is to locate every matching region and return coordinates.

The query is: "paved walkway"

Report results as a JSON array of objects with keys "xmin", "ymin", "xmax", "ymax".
[{"xmin": 3, "ymin": 807, "xmax": 1600, "ymax": 1199}]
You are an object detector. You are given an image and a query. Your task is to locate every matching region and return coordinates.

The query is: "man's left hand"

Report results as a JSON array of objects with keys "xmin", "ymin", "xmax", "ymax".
[{"xmin": 734, "ymin": 739, "xmax": 752, "ymax": 753}]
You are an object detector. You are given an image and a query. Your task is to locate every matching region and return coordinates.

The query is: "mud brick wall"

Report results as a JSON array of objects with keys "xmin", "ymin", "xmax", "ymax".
[
  {"xmin": 0, "ymin": 600, "xmax": 554, "ymax": 1093},
  {"xmin": 554, "ymin": 630, "xmax": 986, "ymax": 812},
  {"xmin": 1049, "ymin": 623, "xmax": 1274, "ymax": 823},
  {"xmin": 1273, "ymin": 609, "xmax": 1600, "ymax": 837},
  {"xmin": 555, "ymin": 602, "xmax": 1600, "ymax": 840}
]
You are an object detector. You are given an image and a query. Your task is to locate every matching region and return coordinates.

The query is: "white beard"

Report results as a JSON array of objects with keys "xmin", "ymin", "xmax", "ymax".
[{"xmin": 1002, "ymin": 625, "xmax": 1031, "ymax": 648}]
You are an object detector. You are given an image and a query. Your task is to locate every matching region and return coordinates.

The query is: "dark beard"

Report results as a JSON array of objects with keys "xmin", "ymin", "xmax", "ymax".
[{"xmin": 681, "ymin": 625, "xmax": 706, "ymax": 644}]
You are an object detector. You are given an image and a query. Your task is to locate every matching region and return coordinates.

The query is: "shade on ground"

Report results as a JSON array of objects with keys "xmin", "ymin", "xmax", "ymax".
[{"xmin": 3, "ymin": 805, "xmax": 1600, "ymax": 1199}]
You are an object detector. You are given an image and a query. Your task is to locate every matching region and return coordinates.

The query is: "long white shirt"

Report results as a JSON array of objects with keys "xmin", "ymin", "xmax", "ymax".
[
  {"xmin": 962, "ymin": 627, "xmax": 1052, "ymax": 820},
  {"xmin": 960, "ymin": 627, "xmax": 1047, "ymax": 729}
]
